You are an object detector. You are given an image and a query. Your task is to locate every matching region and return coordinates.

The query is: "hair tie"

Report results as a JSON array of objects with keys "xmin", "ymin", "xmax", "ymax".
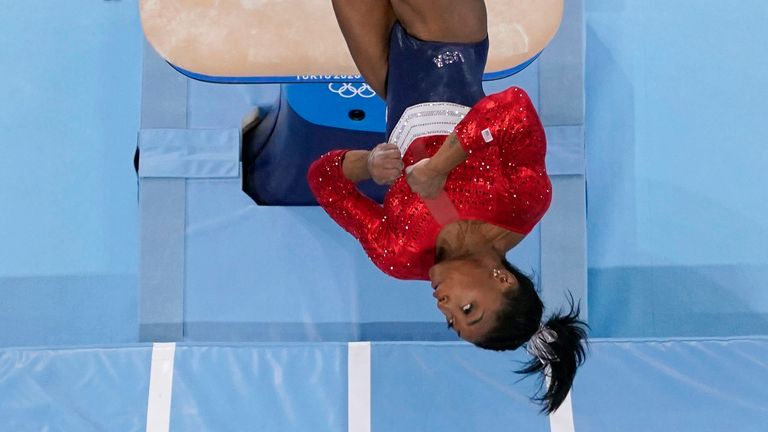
[{"xmin": 526, "ymin": 324, "xmax": 559, "ymax": 365}]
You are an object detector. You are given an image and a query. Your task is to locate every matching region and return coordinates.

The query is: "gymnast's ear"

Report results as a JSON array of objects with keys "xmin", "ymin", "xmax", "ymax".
[{"xmin": 491, "ymin": 267, "xmax": 518, "ymax": 292}]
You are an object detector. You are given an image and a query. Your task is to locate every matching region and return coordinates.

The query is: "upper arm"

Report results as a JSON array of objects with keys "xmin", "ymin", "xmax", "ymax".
[
  {"xmin": 455, "ymin": 88, "xmax": 544, "ymax": 157},
  {"xmin": 453, "ymin": 95, "xmax": 501, "ymax": 155}
]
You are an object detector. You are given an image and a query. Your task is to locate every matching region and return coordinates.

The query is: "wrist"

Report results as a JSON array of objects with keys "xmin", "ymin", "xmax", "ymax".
[
  {"xmin": 365, "ymin": 150, "xmax": 376, "ymax": 178},
  {"xmin": 342, "ymin": 150, "xmax": 372, "ymax": 183},
  {"xmin": 424, "ymin": 157, "xmax": 450, "ymax": 177}
]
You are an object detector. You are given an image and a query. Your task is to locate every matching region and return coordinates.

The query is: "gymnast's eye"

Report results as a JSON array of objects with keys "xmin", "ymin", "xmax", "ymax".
[{"xmin": 462, "ymin": 304, "xmax": 473, "ymax": 315}]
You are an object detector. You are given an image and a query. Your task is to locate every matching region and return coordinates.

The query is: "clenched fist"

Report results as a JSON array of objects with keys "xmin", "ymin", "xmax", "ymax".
[
  {"xmin": 367, "ymin": 143, "xmax": 404, "ymax": 185},
  {"xmin": 405, "ymin": 158, "xmax": 448, "ymax": 200}
]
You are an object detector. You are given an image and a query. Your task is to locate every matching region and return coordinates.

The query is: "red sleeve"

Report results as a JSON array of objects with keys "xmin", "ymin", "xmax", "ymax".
[
  {"xmin": 307, "ymin": 150, "xmax": 388, "ymax": 254},
  {"xmin": 452, "ymin": 93, "xmax": 503, "ymax": 155},
  {"xmin": 454, "ymin": 87, "xmax": 541, "ymax": 157}
]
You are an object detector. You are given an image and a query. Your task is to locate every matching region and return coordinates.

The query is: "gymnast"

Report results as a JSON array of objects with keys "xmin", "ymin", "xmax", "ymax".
[{"xmin": 308, "ymin": 0, "xmax": 587, "ymax": 413}]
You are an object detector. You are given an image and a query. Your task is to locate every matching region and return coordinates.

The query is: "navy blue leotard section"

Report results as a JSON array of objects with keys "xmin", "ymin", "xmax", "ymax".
[{"xmin": 385, "ymin": 22, "xmax": 488, "ymax": 138}]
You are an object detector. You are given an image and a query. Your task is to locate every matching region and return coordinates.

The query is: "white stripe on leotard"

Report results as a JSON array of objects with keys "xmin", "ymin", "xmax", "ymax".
[{"xmin": 388, "ymin": 102, "xmax": 471, "ymax": 155}]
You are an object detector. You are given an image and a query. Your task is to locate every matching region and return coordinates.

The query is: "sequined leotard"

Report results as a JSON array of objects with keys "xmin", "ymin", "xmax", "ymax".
[{"xmin": 307, "ymin": 24, "xmax": 551, "ymax": 280}]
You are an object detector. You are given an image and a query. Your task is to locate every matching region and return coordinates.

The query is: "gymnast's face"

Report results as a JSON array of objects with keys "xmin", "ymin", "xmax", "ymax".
[{"xmin": 429, "ymin": 259, "xmax": 516, "ymax": 343}]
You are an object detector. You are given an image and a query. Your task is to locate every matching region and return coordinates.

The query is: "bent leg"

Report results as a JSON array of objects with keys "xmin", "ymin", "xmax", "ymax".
[
  {"xmin": 331, "ymin": 0, "xmax": 396, "ymax": 97},
  {"xmin": 390, "ymin": 0, "xmax": 487, "ymax": 43}
]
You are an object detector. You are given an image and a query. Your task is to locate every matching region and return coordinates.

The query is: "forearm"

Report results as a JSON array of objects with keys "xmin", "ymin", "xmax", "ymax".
[
  {"xmin": 308, "ymin": 150, "xmax": 385, "ymax": 241},
  {"xmin": 425, "ymin": 133, "xmax": 468, "ymax": 175},
  {"xmin": 342, "ymin": 150, "xmax": 372, "ymax": 183}
]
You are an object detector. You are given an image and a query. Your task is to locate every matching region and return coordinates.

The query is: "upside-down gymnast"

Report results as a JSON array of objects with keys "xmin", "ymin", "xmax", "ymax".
[{"xmin": 307, "ymin": 0, "xmax": 587, "ymax": 413}]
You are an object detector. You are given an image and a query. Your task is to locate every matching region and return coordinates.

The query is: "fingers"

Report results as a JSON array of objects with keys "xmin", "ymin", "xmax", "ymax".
[
  {"xmin": 381, "ymin": 168, "xmax": 402, "ymax": 180},
  {"xmin": 373, "ymin": 169, "xmax": 402, "ymax": 185},
  {"xmin": 404, "ymin": 158, "xmax": 445, "ymax": 199},
  {"xmin": 376, "ymin": 142, "xmax": 399, "ymax": 152},
  {"xmin": 378, "ymin": 150, "xmax": 403, "ymax": 166},
  {"xmin": 374, "ymin": 155, "xmax": 403, "ymax": 171},
  {"xmin": 373, "ymin": 157, "xmax": 402, "ymax": 171},
  {"xmin": 371, "ymin": 144, "xmax": 403, "ymax": 171},
  {"xmin": 380, "ymin": 149, "xmax": 403, "ymax": 161},
  {"xmin": 380, "ymin": 159, "xmax": 404, "ymax": 171},
  {"xmin": 374, "ymin": 144, "xmax": 402, "ymax": 159}
]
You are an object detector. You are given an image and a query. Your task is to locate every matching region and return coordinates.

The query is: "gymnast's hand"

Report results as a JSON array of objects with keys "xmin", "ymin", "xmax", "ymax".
[
  {"xmin": 367, "ymin": 143, "xmax": 404, "ymax": 185},
  {"xmin": 406, "ymin": 158, "xmax": 448, "ymax": 200}
]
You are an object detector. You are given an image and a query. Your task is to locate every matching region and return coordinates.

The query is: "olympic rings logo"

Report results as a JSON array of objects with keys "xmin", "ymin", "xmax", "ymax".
[{"xmin": 327, "ymin": 83, "xmax": 377, "ymax": 98}]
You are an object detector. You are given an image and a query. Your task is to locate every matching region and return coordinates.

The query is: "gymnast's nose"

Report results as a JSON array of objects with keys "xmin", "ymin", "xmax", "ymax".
[{"xmin": 433, "ymin": 291, "xmax": 448, "ymax": 303}]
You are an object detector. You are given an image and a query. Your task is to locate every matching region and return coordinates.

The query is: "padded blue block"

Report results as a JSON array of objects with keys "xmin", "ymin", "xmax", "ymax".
[
  {"xmin": 139, "ymin": 40, "xmax": 190, "ymax": 343},
  {"xmin": 187, "ymin": 80, "xmax": 280, "ymax": 129},
  {"xmin": 540, "ymin": 175, "xmax": 587, "ymax": 318},
  {"xmin": 243, "ymin": 85, "xmax": 388, "ymax": 205},
  {"xmin": 169, "ymin": 343, "xmax": 347, "ymax": 431},
  {"xmin": 0, "ymin": 275, "xmax": 138, "ymax": 347},
  {"xmin": 588, "ymin": 265, "xmax": 768, "ymax": 338},
  {"xmin": 538, "ymin": 0, "xmax": 584, "ymax": 127},
  {"xmin": 141, "ymin": 41, "xmax": 188, "ymax": 129},
  {"xmin": 139, "ymin": 178, "xmax": 185, "ymax": 342},
  {"xmin": 573, "ymin": 337, "xmax": 768, "ymax": 431},
  {"xmin": 544, "ymin": 126, "xmax": 585, "ymax": 176},
  {"xmin": 0, "ymin": 346, "xmax": 152, "ymax": 431},
  {"xmin": 138, "ymin": 129, "xmax": 240, "ymax": 178}
]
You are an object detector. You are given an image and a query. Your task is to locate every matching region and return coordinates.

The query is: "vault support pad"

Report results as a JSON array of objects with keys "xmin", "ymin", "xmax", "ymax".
[
  {"xmin": 139, "ymin": 129, "xmax": 240, "ymax": 178},
  {"xmin": 537, "ymin": 0, "xmax": 587, "ymax": 317},
  {"xmin": 138, "ymin": 125, "xmax": 241, "ymax": 341},
  {"xmin": 539, "ymin": 0, "xmax": 585, "ymax": 127},
  {"xmin": 139, "ymin": 40, "xmax": 188, "ymax": 342},
  {"xmin": 139, "ymin": 179, "xmax": 186, "ymax": 341},
  {"xmin": 540, "ymin": 175, "xmax": 588, "ymax": 319}
]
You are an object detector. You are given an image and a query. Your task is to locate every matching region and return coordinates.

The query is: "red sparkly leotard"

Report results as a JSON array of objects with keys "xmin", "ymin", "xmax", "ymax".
[{"xmin": 307, "ymin": 86, "xmax": 551, "ymax": 280}]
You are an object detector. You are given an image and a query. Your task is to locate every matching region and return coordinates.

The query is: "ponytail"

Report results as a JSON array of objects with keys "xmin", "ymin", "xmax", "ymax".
[
  {"xmin": 473, "ymin": 258, "xmax": 589, "ymax": 414},
  {"xmin": 517, "ymin": 297, "xmax": 588, "ymax": 414}
]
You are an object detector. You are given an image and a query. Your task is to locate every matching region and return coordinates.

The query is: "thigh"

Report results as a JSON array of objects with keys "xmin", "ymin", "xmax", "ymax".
[
  {"xmin": 390, "ymin": 0, "xmax": 487, "ymax": 42},
  {"xmin": 331, "ymin": 0, "xmax": 396, "ymax": 97}
]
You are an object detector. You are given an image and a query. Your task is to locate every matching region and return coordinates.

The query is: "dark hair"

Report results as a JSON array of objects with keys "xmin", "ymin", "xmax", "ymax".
[{"xmin": 474, "ymin": 259, "xmax": 589, "ymax": 414}]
